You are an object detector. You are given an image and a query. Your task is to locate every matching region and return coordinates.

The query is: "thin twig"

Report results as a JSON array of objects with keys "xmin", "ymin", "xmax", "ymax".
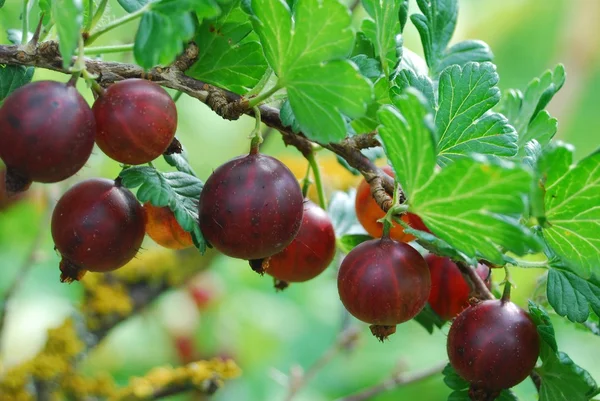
[
  {"xmin": 456, "ymin": 261, "xmax": 494, "ymax": 300},
  {"xmin": 284, "ymin": 327, "xmax": 360, "ymax": 401},
  {"xmin": 336, "ymin": 361, "xmax": 446, "ymax": 401},
  {"xmin": 0, "ymin": 42, "xmax": 397, "ymax": 212}
]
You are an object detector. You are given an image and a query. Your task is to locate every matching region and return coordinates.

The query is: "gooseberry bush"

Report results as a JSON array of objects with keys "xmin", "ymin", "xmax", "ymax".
[{"xmin": 0, "ymin": 0, "xmax": 599, "ymax": 400}]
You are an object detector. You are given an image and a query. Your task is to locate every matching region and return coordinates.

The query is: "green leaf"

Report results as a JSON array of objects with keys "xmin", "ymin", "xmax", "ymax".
[
  {"xmin": 433, "ymin": 40, "xmax": 493, "ymax": 76},
  {"xmin": 411, "ymin": 156, "xmax": 541, "ymax": 264},
  {"xmin": 351, "ymin": 77, "xmax": 390, "ymax": 134},
  {"xmin": 286, "ymin": 61, "xmax": 373, "ymax": 143},
  {"xmin": 495, "ymin": 390, "xmax": 519, "ymax": 401},
  {"xmin": 117, "ymin": 0, "xmax": 147, "ymax": 12},
  {"xmin": 547, "ymin": 268, "xmax": 600, "ymax": 323},
  {"xmin": 517, "ymin": 111, "xmax": 558, "ymax": 158},
  {"xmin": 443, "ymin": 365, "xmax": 518, "ymax": 400},
  {"xmin": 51, "ymin": 0, "xmax": 84, "ymax": 68},
  {"xmin": 541, "ymin": 145, "xmax": 600, "ymax": 278},
  {"xmin": 410, "ymin": 0, "xmax": 457, "ymax": 72},
  {"xmin": 187, "ymin": 1, "xmax": 267, "ymax": 94},
  {"xmin": 163, "ymin": 146, "xmax": 197, "ymax": 176},
  {"xmin": 134, "ymin": 8, "xmax": 195, "ymax": 69},
  {"xmin": 391, "ymin": 69, "xmax": 435, "ymax": 111},
  {"xmin": 337, "ymin": 234, "xmax": 372, "ymax": 254},
  {"xmin": 531, "ymin": 142, "xmax": 572, "ymax": 221},
  {"xmin": 447, "ymin": 390, "xmax": 469, "ymax": 401},
  {"xmin": 279, "ymin": 100, "xmax": 301, "ymax": 133},
  {"xmin": 538, "ymin": 351, "xmax": 599, "ymax": 401},
  {"xmin": 436, "ymin": 62, "xmax": 517, "ymax": 166},
  {"xmin": 403, "ymin": 225, "xmax": 477, "ymax": 265},
  {"xmin": 0, "ymin": 65, "xmax": 34, "ymax": 102},
  {"xmin": 0, "ymin": 0, "xmax": 5, "ymax": 8},
  {"xmin": 397, "ymin": 47, "xmax": 429, "ymax": 76},
  {"xmin": 251, "ymin": 0, "xmax": 373, "ymax": 142},
  {"xmin": 350, "ymin": 54, "xmax": 382, "ymax": 81},
  {"xmin": 502, "ymin": 65, "xmax": 565, "ymax": 142},
  {"xmin": 442, "ymin": 363, "xmax": 468, "ymax": 390},
  {"xmin": 328, "ymin": 190, "xmax": 365, "ymax": 237},
  {"xmin": 413, "ymin": 303, "xmax": 445, "ymax": 334},
  {"xmin": 119, "ymin": 167, "xmax": 207, "ymax": 253},
  {"xmin": 528, "ymin": 301, "xmax": 558, "ymax": 354},
  {"xmin": 361, "ymin": 0, "xmax": 402, "ymax": 76},
  {"xmin": 398, "ymin": 0, "xmax": 409, "ymax": 31},
  {"xmin": 377, "ymin": 90, "xmax": 436, "ymax": 199}
]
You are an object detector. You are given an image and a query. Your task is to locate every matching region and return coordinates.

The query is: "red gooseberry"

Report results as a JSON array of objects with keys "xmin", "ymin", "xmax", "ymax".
[
  {"xmin": 92, "ymin": 79, "xmax": 177, "ymax": 165},
  {"xmin": 447, "ymin": 299, "xmax": 540, "ymax": 398},
  {"xmin": 426, "ymin": 254, "xmax": 491, "ymax": 320},
  {"xmin": 51, "ymin": 178, "xmax": 146, "ymax": 282},
  {"xmin": 263, "ymin": 200, "xmax": 336, "ymax": 289},
  {"xmin": 0, "ymin": 81, "xmax": 96, "ymax": 192},
  {"xmin": 198, "ymin": 153, "xmax": 304, "ymax": 261},
  {"xmin": 337, "ymin": 237, "xmax": 431, "ymax": 341}
]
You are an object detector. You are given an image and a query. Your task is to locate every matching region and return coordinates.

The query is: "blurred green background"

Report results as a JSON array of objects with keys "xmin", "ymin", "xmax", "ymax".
[{"xmin": 1, "ymin": 0, "xmax": 600, "ymax": 400}]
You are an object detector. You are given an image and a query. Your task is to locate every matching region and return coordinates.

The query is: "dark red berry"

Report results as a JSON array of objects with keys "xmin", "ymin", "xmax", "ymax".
[
  {"xmin": 426, "ymin": 254, "xmax": 491, "ymax": 320},
  {"xmin": 263, "ymin": 200, "xmax": 336, "ymax": 286},
  {"xmin": 447, "ymin": 299, "xmax": 540, "ymax": 395},
  {"xmin": 0, "ymin": 81, "xmax": 95, "ymax": 192},
  {"xmin": 337, "ymin": 238, "xmax": 431, "ymax": 340},
  {"xmin": 198, "ymin": 153, "xmax": 303, "ymax": 260},
  {"xmin": 92, "ymin": 79, "xmax": 177, "ymax": 165},
  {"xmin": 51, "ymin": 178, "xmax": 146, "ymax": 282}
]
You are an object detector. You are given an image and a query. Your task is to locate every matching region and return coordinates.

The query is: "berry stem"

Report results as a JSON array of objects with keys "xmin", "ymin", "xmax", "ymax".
[
  {"xmin": 381, "ymin": 181, "xmax": 402, "ymax": 238},
  {"xmin": 82, "ymin": 69, "xmax": 105, "ymax": 96},
  {"xmin": 21, "ymin": 0, "xmax": 30, "ymax": 45},
  {"xmin": 84, "ymin": 0, "xmax": 94, "ymax": 32},
  {"xmin": 509, "ymin": 258, "xmax": 549, "ymax": 268},
  {"xmin": 172, "ymin": 90, "xmax": 184, "ymax": 103},
  {"xmin": 85, "ymin": 4, "xmax": 148, "ymax": 45},
  {"xmin": 84, "ymin": 43, "xmax": 134, "ymax": 55},
  {"xmin": 246, "ymin": 67, "xmax": 273, "ymax": 97},
  {"xmin": 501, "ymin": 267, "xmax": 513, "ymax": 303},
  {"xmin": 301, "ymin": 161, "xmax": 313, "ymax": 198},
  {"xmin": 89, "ymin": 0, "xmax": 109, "ymax": 32},
  {"xmin": 249, "ymin": 106, "xmax": 263, "ymax": 155},
  {"xmin": 307, "ymin": 151, "xmax": 326, "ymax": 209},
  {"xmin": 247, "ymin": 83, "xmax": 282, "ymax": 108}
]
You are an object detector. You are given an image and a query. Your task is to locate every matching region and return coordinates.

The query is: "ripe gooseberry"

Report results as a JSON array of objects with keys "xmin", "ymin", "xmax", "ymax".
[
  {"xmin": 337, "ymin": 237, "xmax": 431, "ymax": 340},
  {"xmin": 426, "ymin": 254, "xmax": 491, "ymax": 320},
  {"xmin": 51, "ymin": 178, "xmax": 146, "ymax": 282},
  {"xmin": 92, "ymin": 79, "xmax": 177, "ymax": 165},
  {"xmin": 143, "ymin": 203, "xmax": 193, "ymax": 249},
  {"xmin": 355, "ymin": 166, "xmax": 428, "ymax": 242},
  {"xmin": 447, "ymin": 299, "xmax": 540, "ymax": 398},
  {"xmin": 198, "ymin": 153, "xmax": 304, "ymax": 261},
  {"xmin": 0, "ymin": 81, "xmax": 96, "ymax": 192},
  {"xmin": 263, "ymin": 200, "xmax": 336, "ymax": 289}
]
